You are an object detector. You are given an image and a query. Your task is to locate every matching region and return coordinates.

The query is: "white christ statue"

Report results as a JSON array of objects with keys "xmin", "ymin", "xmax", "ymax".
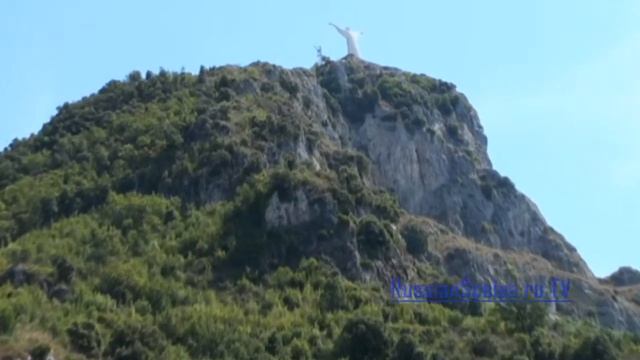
[{"xmin": 330, "ymin": 23, "xmax": 362, "ymax": 58}]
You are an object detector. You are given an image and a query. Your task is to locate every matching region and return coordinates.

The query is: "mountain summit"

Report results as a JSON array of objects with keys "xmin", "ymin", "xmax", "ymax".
[{"xmin": 1, "ymin": 56, "xmax": 639, "ymax": 358}]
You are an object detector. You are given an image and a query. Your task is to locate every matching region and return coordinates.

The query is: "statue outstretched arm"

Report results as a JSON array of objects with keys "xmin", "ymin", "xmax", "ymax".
[{"xmin": 329, "ymin": 23, "xmax": 347, "ymax": 37}]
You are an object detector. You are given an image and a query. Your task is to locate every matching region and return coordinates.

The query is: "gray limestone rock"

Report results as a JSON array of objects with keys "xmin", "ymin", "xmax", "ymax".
[{"xmin": 607, "ymin": 266, "xmax": 640, "ymax": 287}]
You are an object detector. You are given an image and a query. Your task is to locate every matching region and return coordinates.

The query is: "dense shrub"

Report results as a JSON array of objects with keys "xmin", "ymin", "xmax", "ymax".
[
  {"xmin": 104, "ymin": 322, "xmax": 167, "ymax": 360},
  {"xmin": 401, "ymin": 222, "xmax": 429, "ymax": 257},
  {"xmin": 279, "ymin": 73, "xmax": 300, "ymax": 96},
  {"xmin": 335, "ymin": 317, "xmax": 390, "ymax": 360},
  {"xmin": 530, "ymin": 328, "xmax": 558, "ymax": 360},
  {"xmin": 445, "ymin": 123, "xmax": 462, "ymax": 141},
  {"xmin": 471, "ymin": 335, "xmax": 498, "ymax": 357},
  {"xmin": 29, "ymin": 344, "xmax": 51, "ymax": 360},
  {"xmin": 67, "ymin": 321, "xmax": 103, "ymax": 358},
  {"xmin": 392, "ymin": 335, "xmax": 427, "ymax": 360},
  {"xmin": 320, "ymin": 279, "xmax": 350, "ymax": 311},
  {"xmin": 0, "ymin": 302, "xmax": 15, "ymax": 335},
  {"xmin": 497, "ymin": 301, "xmax": 548, "ymax": 334},
  {"xmin": 433, "ymin": 93, "xmax": 460, "ymax": 116},
  {"xmin": 572, "ymin": 334, "xmax": 618, "ymax": 360},
  {"xmin": 356, "ymin": 215, "xmax": 391, "ymax": 259},
  {"xmin": 377, "ymin": 76, "xmax": 414, "ymax": 108}
]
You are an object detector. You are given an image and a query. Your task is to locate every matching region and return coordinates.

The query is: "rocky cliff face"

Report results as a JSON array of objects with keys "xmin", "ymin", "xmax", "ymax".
[
  {"xmin": 217, "ymin": 56, "xmax": 639, "ymax": 332},
  {"xmin": 331, "ymin": 62, "xmax": 589, "ymax": 277},
  {"xmin": 606, "ymin": 267, "xmax": 640, "ymax": 287},
  {"xmin": 234, "ymin": 58, "xmax": 589, "ymax": 275}
]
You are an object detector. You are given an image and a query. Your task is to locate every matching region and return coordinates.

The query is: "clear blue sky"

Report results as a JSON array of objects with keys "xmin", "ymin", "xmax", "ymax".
[{"xmin": 1, "ymin": 0, "xmax": 638, "ymax": 277}]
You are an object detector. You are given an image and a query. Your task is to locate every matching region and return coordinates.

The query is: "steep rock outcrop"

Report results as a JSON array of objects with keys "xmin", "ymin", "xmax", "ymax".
[
  {"xmin": 607, "ymin": 267, "xmax": 640, "ymax": 287},
  {"xmin": 309, "ymin": 58, "xmax": 590, "ymax": 277},
  {"xmin": 200, "ymin": 57, "xmax": 635, "ymax": 331}
]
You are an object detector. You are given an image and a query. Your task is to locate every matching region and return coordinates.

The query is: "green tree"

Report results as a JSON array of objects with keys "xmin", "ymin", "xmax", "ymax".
[
  {"xmin": 392, "ymin": 335, "xmax": 427, "ymax": 360},
  {"xmin": 104, "ymin": 321, "xmax": 167, "ymax": 360},
  {"xmin": 0, "ymin": 302, "xmax": 16, "ymax": 335},
  {"xmin": 320, "ymin": 279, "xmax": 350, "ymax": 312},
  {"xmin": 356, "ymin": 216, "xmax": 391, "ymax": 259},
  {"xmin": 30, "ymin": 344, "xmax": 51, "ymax": 360},
  {"xmin": 0, "ymin": 200, "xmax": 12, "ymax": 245},
  {"xmin": 530, "ymin": 328, "xmax": 558, "ymax": 360},
  {"xmin": 67, "ymin": 321, "xmax": 102, "ymax": 357},
  {"xmin": 401, "ymin": 222, "xmax": 429, "ymax": 257},
  {"xmin": 471, "ymin": 335, "xmax": 498, "ymax": 358},
  {"xmin": 335, "ymin": 317, "xmax": 390, "ymax": 360},
  {"xmin": 498, "ymin": 301, "xmax": 548, "ymax": 334},
  {"xmin": 572, "ymin": 334, "xmax": 617, "ymax": 360}
]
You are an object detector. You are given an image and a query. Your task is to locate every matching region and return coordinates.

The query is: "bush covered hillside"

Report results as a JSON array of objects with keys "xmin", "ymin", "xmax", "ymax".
[{"xmin": 1, "ymin": 58, "xmax": 639, "ymax": 359}]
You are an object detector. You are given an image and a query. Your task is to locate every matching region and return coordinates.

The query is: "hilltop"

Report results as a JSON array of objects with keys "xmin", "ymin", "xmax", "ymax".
[{"xmin": 0, "ymin": 56, "xmax": 639, "ymax": 359}]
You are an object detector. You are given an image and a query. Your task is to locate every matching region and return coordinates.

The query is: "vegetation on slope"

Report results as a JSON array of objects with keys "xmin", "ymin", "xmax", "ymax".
[{"xmin": 0, "ymin": 62, "xmax": 639, "ymax": 359}]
